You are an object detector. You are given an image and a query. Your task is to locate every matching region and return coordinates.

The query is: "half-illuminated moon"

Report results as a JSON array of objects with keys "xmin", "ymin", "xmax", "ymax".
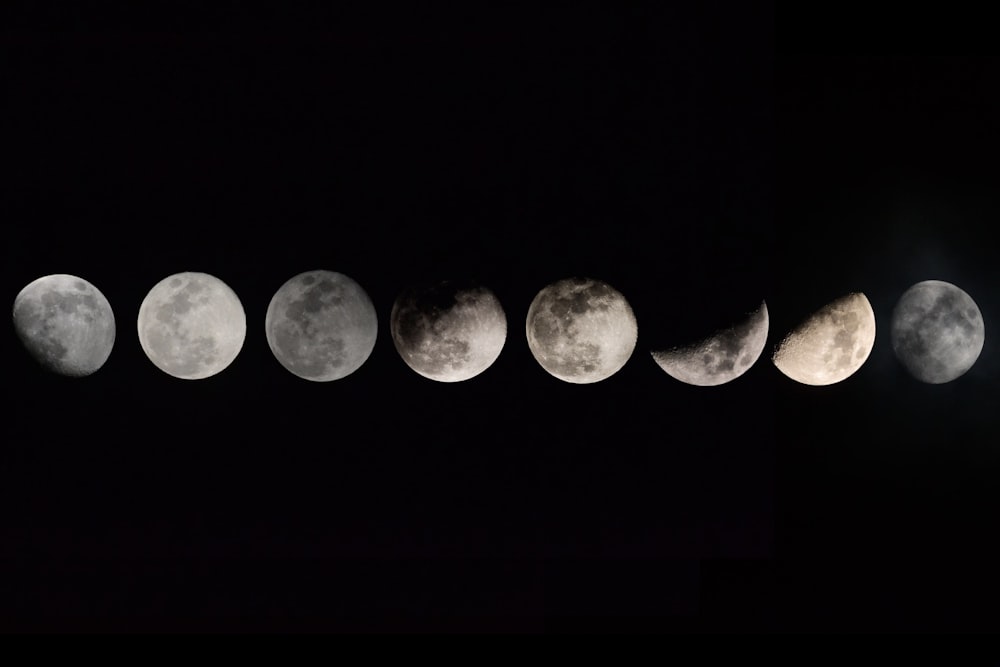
[
  {"xmin": 12, "ymin": 274, "xmax": 116, "ymax": 376},
  {"xmin": 265, "ymin": 270, "xmax": 378, "ymax": 381},
  {"xmin": 525, "ymin": 277, "xmax": 637, "ymax": 384},
  {"xmin": 772, "ymin": 292, "xmax": 876, "ymax": 386},
  {"xmin": 137, "ymin": 272, "xmax": 246, "ymax": 380},
  {"xmin": 890, "ymin": 279, "xmax": 984, "ymax": 384},
  {"xmin": 651, "ymin": 301, "xmax": 769, "ymax": 386},
  {"xmin": 390, "ymin": 280, "xmax": 506, "ymax": 382}
]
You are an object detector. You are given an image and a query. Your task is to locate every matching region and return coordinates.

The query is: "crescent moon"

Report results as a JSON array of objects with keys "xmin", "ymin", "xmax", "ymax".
[{"xmin": 651, "ymin": 301, "xmax": 769, "ymax": 386}]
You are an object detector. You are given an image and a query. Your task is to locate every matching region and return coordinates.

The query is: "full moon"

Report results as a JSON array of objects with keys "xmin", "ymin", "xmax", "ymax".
[
  {"xmin": 390, "ymin": 280, "xmax": 507, "ymax": 382},
  {"xmin": 651, "ymin": 301, "xmax": 769, "ymax": 386},
  {"xmin": 265, "ymin": 270, "xmax": 378, "ymax": 382},
  {"xmin": 525, "ymin": 277, "xmax": 637, "ymax": 384},
  {"xmin": 12, "ymin": 274, "xmax": 116, "ymax": 376},
  {"xmin": 890, "ymin": 279, "xmax": 984, "ymax": 384},
  {"xmin": 772, "ymin": 292, "xmax": 876, "ymax": 386},
  {"xmin": 137, "ymin": 272, "xmax": 247, "ymax": 380}
]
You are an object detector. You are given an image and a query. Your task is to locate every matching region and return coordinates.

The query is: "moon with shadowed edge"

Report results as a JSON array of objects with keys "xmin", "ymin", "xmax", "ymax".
[
  {"xmin": 265, "ymin": 270, "xmax": 378, "ymax": 381},
  {"xmin": 890, "ymin": 279, "xmax": 984, "ymax": 384},
  {"xmin": 526, "ymin": 277, "xmax": 637, "ymax": 384},
  {"xmin": 652, "ymin": 301, "xmax": 769, "ymax": 386},
  {"xmin": 138, "ymin": 272, "xmax": 246, "ymax": 380},
  {"xmin": 12, "ymin": 274, "xmax": 116, "ymax": 376},
  {"xmin": 391, "ymin": 280, "xmax": 506, "ymax": 382},
  {"xmin": 772, "ymin": 292, "xmax": 876, "ymax": 386}
]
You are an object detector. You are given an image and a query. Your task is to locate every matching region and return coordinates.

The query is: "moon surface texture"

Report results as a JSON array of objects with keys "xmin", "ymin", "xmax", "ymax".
[
  {"xmin": 890, "ymin": 280, "xmax": 984, "ymax": 384},
  {"xmin": 265, "ymin": 270, "xmax": 378, "ymax": 382},
  {"xmin": 651, "ymin": 301, "xmax": 769, "ymax": 386},
  {"xmin": 526, "ymin": 277, "xmax": 638, "ymax": 384},
  {"xmin": 12, "ymin": 274, "xmax": 116, "ymax": 376},
  {"xmin": 138, "ymin": 272, "xmax": 246, "ymax": 380},
  {"xmin": 772, "ymin": 292, "xmax": 876, "ymax": 386},
  {"xmin": 391, "ymin": 281, "xmax": 507, "ymax": 382}
]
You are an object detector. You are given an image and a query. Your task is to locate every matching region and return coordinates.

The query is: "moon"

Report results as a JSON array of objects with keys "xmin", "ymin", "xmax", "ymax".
[
  {"xmin": 890, "ymin": 279, "xmax": 984, "ymax": 384},
  {"xmin": 12, "ymin": 274, "xmax": 116, "ymax": 376},
  {"xmin": 525, "ymin": 277, "xmax": 637, "ymax": 384},
  {"xmin": 390, "ymin": 280, "xmax": 506, "ymax": 382},
  {"xmin": 265, "ymin": 270, "xmax": 378, "ymax": 382},
  {"xmin": 137, "ymin": 272, "xmax": 246, "ymax": 380},
  {"xmin": 651, "ymin": 301, "xmax": 769, "ymax": 386},
  {"xmin": 772, "ymin": 292, "xmax": 876, "ymax": 386}
]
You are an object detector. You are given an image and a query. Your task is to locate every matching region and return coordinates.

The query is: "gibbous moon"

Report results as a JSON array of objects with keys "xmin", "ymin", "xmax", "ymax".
[
  {"xmin": 890, "ymin": 279, "xmax": 984, "ymax": 384},
  {"xmin": 526, "ymin": 277, "xmax": 637, "ymax": 384},
  {"xmin": 772, "ymin": 292, "xmax": 876, "ymax": 386},
  {"xmin": 651, "ymin": 301, "xmax": 769, "ymax": 386},
  {"xmin": 391, "ymin": 280, "xmax": 507, "ymax": 382},
  {"xmin": 12, "ymin": 274, "xmax": 116, "ymax": 376},
  {"xmin": 265, "ymin": 270, "xmax": 377, "ymax": 381},
  {"xmin": 137, "ymin": 272, "xmax": 246, "ymax": 380}
]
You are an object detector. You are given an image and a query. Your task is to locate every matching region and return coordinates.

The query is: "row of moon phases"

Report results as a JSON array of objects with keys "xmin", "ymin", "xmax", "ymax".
[{"xmin": 11, "ymin": 272, "xmax": 986, "ymax": 386}]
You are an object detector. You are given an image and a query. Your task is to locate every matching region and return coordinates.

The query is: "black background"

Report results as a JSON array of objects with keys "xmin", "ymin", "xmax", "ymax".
[{"xmin": 1, "ymin": 4, "xmax": 998, "ymax": 632}]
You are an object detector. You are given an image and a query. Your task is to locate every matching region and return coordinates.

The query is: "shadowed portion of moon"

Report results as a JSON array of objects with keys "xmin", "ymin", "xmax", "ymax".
[
  {"xmin": 772, "ymin": 292, "xmax": 876, "ymax": 386},
  {"xmin": 526, "ymin": 276, "xmax": 637, "ymax": 384},
  {"xmin": 890, "ymin": 280, "xmax": 985, "ymax": 384},
  {"xmin": 390, "ymin": 280, "xmax": 507, "ymax": 382},
  {"xmin": 265, "ymin": 270, "xmax": 377, "ymax": 382},
  {"xmin": 12, "ymin": 274, "xmax": 116, "ymax": 376},
  {"xmin": 651, "ymin": 301, "xmax": 769, "ymax": 386},
  {"xmin": 138, "ymin": 272, "xmax": 246, "ymax": 380}
]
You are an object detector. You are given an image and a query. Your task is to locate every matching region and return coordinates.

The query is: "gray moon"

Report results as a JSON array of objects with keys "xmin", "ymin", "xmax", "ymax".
[
  {"xmin": 525, "ymin": 277, "xmax": 637, "ymax": 384},
  {"xmin": 890, "ymin": 279, "xmax": 984, "ymax": 384},
  {"xmin": 137, "ymin": 272, "xmax": 247, "ymax": 380},
  {"xmin": 772, "ymin": 292, "xmax": 876, "ymax": 386},
  {"xmin": 265, "ymin": 270, "xmax": 378, "ymax": 382},
  {"xmin": 12, "ymin": 274, "xmax": 116, "ymax": 376},
  {"xmin": 651, "ymin": 301, "xmax": 769, "ymax": 386},
  {"xmin": 390, "ymin": 280, "xmax": 507, "ymax": 382}
]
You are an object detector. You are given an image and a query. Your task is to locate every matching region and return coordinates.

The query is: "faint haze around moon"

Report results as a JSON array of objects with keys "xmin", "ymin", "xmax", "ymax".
[
  {"xmin": 525, "ymin": 277, "xmax": 638, "ymax": 384},
  {"xmin": 12, "ymin": 274, "xmax": 116, "ymax": 377},
  {"xmin": 652, "ymin": 301, "xmax": 769, "ymax": 386},
  {"xmin": 265, "ymin": 270, "xmax": 378, "ymax": 382},
  {"xmin": 137, "ymin": 272, "xmax": 247, "ymax": 380},
  {"xmin": 890, "ymin": 280, "xmax": 985, "ymax": 384},
  {"xmin": 772, "ymin": 292, "xmax": 876, "ymax": 386},
  {"xmin": 390, "ymin": 280, "xmax": 506, "ymax": 382}
]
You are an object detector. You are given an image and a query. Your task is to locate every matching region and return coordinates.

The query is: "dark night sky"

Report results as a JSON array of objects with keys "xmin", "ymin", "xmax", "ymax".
[{"xmin": 1, "ymin": 4, "xmax": 998, "ymax": 632}]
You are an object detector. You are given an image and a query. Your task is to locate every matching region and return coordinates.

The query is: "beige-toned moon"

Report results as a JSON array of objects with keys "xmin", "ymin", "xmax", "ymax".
[{"xmin": 772, "ymin": 292, "xmax": 876, "ymax": 386}]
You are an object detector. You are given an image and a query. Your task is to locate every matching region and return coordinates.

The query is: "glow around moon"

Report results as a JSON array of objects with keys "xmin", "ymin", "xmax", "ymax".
[
  {"xmin": 265, "ymin": 270, "xmax": 378, "ymax": 382},
  {"xmin": 12, "ymin": 274, "xmax": 116, "ymax": 376},
  {"xmin": 890, "ymin": 280, "xmax": 985, "ymax": 384},
  {"xmin": 525, "ymin": 277, "xmax": 637, "ymax": 384},
  {"xmin": 651, "ymin": 301, "xmax": 769, "ymax": 386},
  {"xmin": 137, "ymin": 272, "xmax": 246, "ymax": 380},
  {"xmin": 390, "ymin": 280, "xmax": 507, "ymax": 382},
  {"xmin": 772, "ymin": 292, "xmax": 876, "ymax": 386}
]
